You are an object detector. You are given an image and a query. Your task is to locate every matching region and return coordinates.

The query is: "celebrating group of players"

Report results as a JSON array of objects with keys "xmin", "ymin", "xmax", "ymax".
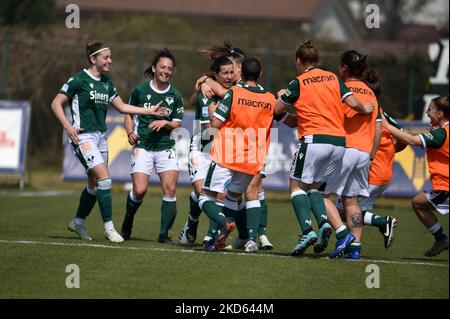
[{"xmin": 51, "ymin": 39, "xmax": 449, "ymax": 259}]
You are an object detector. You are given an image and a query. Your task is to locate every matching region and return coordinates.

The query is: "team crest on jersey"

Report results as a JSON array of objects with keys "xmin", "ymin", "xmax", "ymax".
[
  {"xmin": 202, "ymin": 97, "xmax": 209, "ymax": 105},
  {"xmin": 89, "ymin": 83, "xmax": 94, "ymax": 88},
  {"xmin": 165, "ymin": 96, "xmax": 174, "ymax": 105},
  {"xmin": 147, "ymin": 94, "xmax": 152, "ymax": 100},
  {"xmin": 103, "ymin": 83, "xmax": 109, "ymax": 91}
]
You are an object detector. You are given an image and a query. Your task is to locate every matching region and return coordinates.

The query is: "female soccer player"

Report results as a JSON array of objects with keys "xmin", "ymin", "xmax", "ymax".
[
  {"xmin": 120, "ymin": 48, "xmax": 184, "ymax": 244},
  {"xmin": 178, "ymin": 56, "xmax": 235, "ymax": 246},
  {"xmin": 274, "ymin": 41, "xmax": 373, "ymax": 257},
  {"xmin": 323, "ymin": 50, "xmax": 382, "ymax": 259},
  {"xmin": 51, "ymin": 41, "xmax": 165, "ymax": 243},
  {"xmin": 384, "ymin": 96, "xmax": 449, "ymax": 257}
]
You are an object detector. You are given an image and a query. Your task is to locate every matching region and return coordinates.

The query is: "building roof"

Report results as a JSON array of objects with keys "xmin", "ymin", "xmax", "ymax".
[{"xmin": 57, "ymin": 0, "xmax": 325, "ymax": 21}]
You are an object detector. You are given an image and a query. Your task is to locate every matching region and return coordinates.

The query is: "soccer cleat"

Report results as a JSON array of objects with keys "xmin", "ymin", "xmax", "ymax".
[
  {"xmin": 424, "ymin": 237, "xmax": 449, "ymax": 257},
  {"xmin": 379, "ymin": 216, "xmax": 397, "ymax": 249},
  {"xmin": 104, "ymin": 228, "xmax": 124, "ymax": 243},
  {"xmin": 120, "ymin": 213, "xmax": 135, "ymax": 241},
  {"xmin": 213, "ymin": 218, "xmax": 236, "ymax": 251},
  {"xmin": 329, "ymin": 232, "xmax": 356, "ymax": 259},
  {"xmin": 344, "ymin": 245, "xmax": 361, "ymax": 260},
  {"xmin": 290, "ymin": 231, "xmax": 318, "ymax": 256},
  {"xmin": 68, "ymin": 219, "xmax": 93, "ymax": 241},
  {"xmin": 179, "ymin": 218, "xmax": 200, "ymax": 245},
  {"xmin": 158, "ymin": 235, "xmax": 175, "ymax": 244},
  {"xmin": 232, "ymin": 237, "xmax": 248, "ymax": 249},
  {"xmin": 178, "ymin": 222, "xmax": 190, "ymax": 245},
  {"xmin": 244, "ymin": 240, "xmax": 258, "ymax": 253},
  {"xmin": 258, "ymin": 235, "xmax": 274, "ymax": 250},
  {"xmin": 202, "ymin": 237, "xmax": 215, "ymax": 252},
  {"xmin": 314, "ymin": 222, "xmax": 332, "ymax": 253}
]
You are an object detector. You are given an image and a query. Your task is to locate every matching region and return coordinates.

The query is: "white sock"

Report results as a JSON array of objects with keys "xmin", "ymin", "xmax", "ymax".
[
  {"xmin": 104, "ymin": 221, "xmax": 114, "ymax": 231},
  {"xmin": 74, "ymin": 218, "xmax": 85, "ymax": 226}
]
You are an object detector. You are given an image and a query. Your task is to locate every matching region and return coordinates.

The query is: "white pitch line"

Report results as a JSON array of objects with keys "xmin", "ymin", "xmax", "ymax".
[
  {"xmin": 0, "ymin": 239, "xmax": 448, "ymax": 268},
  {"xmin": 0, "ymin": 190, "xmax": 75, "ymax": 197}
]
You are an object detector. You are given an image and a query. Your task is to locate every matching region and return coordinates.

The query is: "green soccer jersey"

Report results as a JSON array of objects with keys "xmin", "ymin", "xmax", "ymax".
[
  {"xmin": 419, "ymin": 126, "xmax": 447, "ymax": 148},
  {"xmin": 59, "ymin": 69, "xmax": 118, "ymax": 133},
  {"xmin": 192, "ymin": 91, "xmax": 221, "ymax": 153},
  {"xmin": 130, "ymin": 80, "xmax": 184, "ymax": 151}
]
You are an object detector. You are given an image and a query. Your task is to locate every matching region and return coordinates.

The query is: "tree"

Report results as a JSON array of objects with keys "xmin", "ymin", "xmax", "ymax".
[{"xmin": 0, "ymin": 0, "xmax": 55, "ymax": 27}]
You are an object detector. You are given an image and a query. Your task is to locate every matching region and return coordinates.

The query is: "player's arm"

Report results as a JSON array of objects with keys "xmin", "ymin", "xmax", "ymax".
[
  {"xmin": 201, "ymin": 77, "xmax": 228, "ymax": 98},
  {"xmin": 339, "ymin": 79, "xmax": 373, "ymax": 114},
  {"xmin": 190, "ymin": 91, "xmax": 198, "ymax": 106},
  {"xmin": 343, "ymin": 95, "xmax": 374, "ymax": 114},
  {"xmin": 51, "ymin": 93, "xmax": 83, "ymax": 145},
  {"xmin": 370, "ymin": 121, "xmax": 382, "ymax": 161},
  {"xmin": 382, "ymin": 117, "xmax": 422, "ymax": 146},
  {"xmin": 111, "ymin": 96, "xmax": 165, "ymax": 116},
  {"xmin": 210, "ymin": 91, "xmax": 232, "ymax": 128},
  {"xmin": 124, "ymin": 114, "xmax": 139, "ymax": 145},
  {"xmin": 149, "ymin": 96, "xmax": 184, "ymax": 132},
  {"xmin": 370, "ymin": 108, "xmax": 383, "ymax": 160},
  {"xmin": 274, "ymin": 111, "xmax": 297, "ymax": 128}
]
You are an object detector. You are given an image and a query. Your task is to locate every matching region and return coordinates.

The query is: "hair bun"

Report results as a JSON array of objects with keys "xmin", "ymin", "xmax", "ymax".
[{"xmin": 303, "ymin": 40, "xmax": 314, "ymax": 48}]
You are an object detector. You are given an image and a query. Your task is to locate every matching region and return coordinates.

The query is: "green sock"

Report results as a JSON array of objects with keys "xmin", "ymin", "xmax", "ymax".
[
  {"xmin": 200, "ymin": 199, "xmax": 224, "ymax": 225},
  {"xmin": 223, "ymin": 207, "xmax": 237, "ymax": 220},
  {"xmin": 189, "ymin": 192, "xmax": 202, "ymax": 220},
  {"xmin": 75, "ymin": 187, "xmax": 97, "ymax": 219},
  {"xmin": 126, "ymin": 192, "xmax": 142, "ymax": 217},
  {"xmin": 97, "ymin": 188, "xmax": 112, "ymax": 223},
  {"xmin": 432, "ymin": 226, "xmax": 447, "ymax": 242},
  {"xmin": 335, "ymin": 225, "xmax": 349, "ymax": 240},
  {"xmin": 258, "ymin": 199, "xmax": 268, "ymax": 236},
  {"xmin": 307, "ymin": 190, "xmax": 328, "ymax": 227},
  {"xmin": 291, "ymin": 191, "xmax": 313, "ymax": 234},
  {"xmin": 363, "ymin": 211, "xmax": 387, "ymax": 227},
  {"xmin": 207, "ymin": 219, "xmax": 220, "ymax": 239},
  {"xmin": 160, "ymin": 198, "xmax": 177, "ymax": 236},
  {"xmin": 236, "ymin": 207, "xmax": 248, "ymax": 240},
  {"xmin": 246, "ymin": 201, "xmax": 261, "ymax": 241}
]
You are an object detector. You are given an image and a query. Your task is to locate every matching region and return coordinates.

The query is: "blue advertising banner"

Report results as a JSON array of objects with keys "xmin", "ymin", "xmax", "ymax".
[{"xmin": 62, "ymin": 109, "xmax": 434, "ymax": 197}]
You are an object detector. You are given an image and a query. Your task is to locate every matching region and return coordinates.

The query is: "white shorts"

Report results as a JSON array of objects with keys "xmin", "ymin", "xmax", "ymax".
[
  {"xmin": 71, "ymin": 132, "xmax": 108, "ymax": 172},
  {"xmin": 189, "ymin": 151, "xmax": 211, "ymax": 183},
  {"xmin": 130, "ymin": 147, "xmax": 179, "ymax": 175},
  {"xmin": 327, "ymin": 148, "xmax": 370, "ymax": 197},
  {"xmin": 290, "ymin": 140, "xmax": 345, "ymax": 187},
  {"xmin": 202, "ymin": 162, "xmax": 254, "ymax": 194},
  {"xmin": 426, "ymin": 190, "xmax": 449, "ymax": 215},
  {"xmin": 336, "ymin": 183, "xmax": 388, "ymax": 212}
]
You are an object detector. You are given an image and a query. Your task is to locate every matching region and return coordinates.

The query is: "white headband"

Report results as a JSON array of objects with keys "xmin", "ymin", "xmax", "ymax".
[{"xmin": 88, "ymin": 47, "xmax": 110, "ymax": 58}]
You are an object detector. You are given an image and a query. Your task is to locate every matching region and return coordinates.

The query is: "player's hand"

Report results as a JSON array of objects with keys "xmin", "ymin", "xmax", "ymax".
[
  {"xmin": 380, "ymin": 112, "xmax": 389, "ymax": 128},
  {"xmin": 364, "ymin": 102, "xmax": 375, "ymax": 113},
  {"xmin": 145, "ymin": 101, "xmax": 166, "ymax": 116},
  {"xmin": 127, "ymin": 132, "xmax": 140, "ymax": 145},
  {"xmin": 66, "ymin": 126, "xmax": 84, "ymax": 145},
  {"xmin": 277, "ymin": 89, "xmax": 287, "ymax": 99},
  {"xmin": 201, "ymin": 83, "xmax": 214, "ymax": 99},
  {"xmin": 148, "ymin": 120, "xmax": 168, "ymax": 132}
]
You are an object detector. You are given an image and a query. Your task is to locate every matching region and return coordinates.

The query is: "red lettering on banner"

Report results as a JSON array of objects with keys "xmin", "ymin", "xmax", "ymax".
[{"xmin": 0, "ymin": 130, "xmax": 15, "ymax": 147}]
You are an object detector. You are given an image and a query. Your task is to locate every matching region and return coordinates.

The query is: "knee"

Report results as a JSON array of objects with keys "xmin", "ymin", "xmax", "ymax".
[
  {"xmin": 163, "ymin": 185, "xmax": 177, "ymax": 197},
  {"xmin": 133, "ymin": 185, "xmax": 148, "ymax": 199}
]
